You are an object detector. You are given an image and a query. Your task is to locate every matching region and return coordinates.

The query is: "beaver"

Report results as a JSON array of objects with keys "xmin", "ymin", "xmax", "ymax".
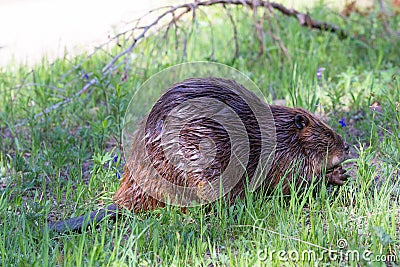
[{"xmin": 48, "ymin": 77, "xmax": 350, "ymax": 232}]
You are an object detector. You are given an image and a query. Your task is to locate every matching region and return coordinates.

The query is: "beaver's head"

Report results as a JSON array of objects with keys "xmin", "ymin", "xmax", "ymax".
[
  {"xmin": 292, "ymin": 108, "xmax": 349, "ymax": 171},
  {"xmin": 272, "ymin": 106, "xmax": 350, "ymax": 173}
]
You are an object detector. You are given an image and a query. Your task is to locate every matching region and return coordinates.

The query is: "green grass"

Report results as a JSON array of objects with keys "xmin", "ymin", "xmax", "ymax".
[{"xmin": 1, "ymin": 2, "xmax": 400, "ymax": 266}]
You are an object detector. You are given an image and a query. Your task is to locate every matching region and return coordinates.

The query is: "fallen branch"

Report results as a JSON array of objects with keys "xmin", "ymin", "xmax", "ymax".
[
  {"xmin": 377, "ymin": 0, "xmax": 400, "ymax": 38},
  {"xmin": 13, "ymin": 0, "xmax": 347, "ymax": 128},
  {"xmin": 102, "ymin": 0, "xmax": 347, "ymax": 75},
  {"xmin": 14, "ymin": 78, "xmax": 97, "ymax": 127}
]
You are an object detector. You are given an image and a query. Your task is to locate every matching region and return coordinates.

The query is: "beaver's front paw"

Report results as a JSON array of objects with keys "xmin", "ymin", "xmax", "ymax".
[{"xmin": 326, "ymin": 166, "xmax": 349, "ymax": 186}]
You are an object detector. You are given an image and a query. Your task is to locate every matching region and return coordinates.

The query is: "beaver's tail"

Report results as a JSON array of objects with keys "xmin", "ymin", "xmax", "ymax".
[{"xmin": 47, "ymin": 204, "xmax": 118, "ymax": 233}]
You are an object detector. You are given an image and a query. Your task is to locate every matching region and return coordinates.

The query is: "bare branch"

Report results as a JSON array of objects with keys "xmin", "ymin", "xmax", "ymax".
[
  {"xmin": 377, "ymin": 0, "xmax": 400, "ymax": 38},
  {"xmin": 14, "ymin": 78, "xmax": 97, "ymax": 127},
  {"xmin": 253, "ymin": 4, "xmax": 265, "ymax": 55},
  {"xmin": 13, "ymin": 0, "xmax": 346, "ymax": 127},
  {"xmin": 264, "ymin": 3, "xmax": 292, "ymax": 66},
  {"xmin": 101, "ymin": 0, "xmax": 347, "ymax": 75},
  {"xmin": 223, "ymin": 4, "xmax": 239, "ymax": 58}
]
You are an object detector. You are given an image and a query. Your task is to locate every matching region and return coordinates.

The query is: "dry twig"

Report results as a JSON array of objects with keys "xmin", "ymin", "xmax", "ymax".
[
  {"xmin": 14, "ymin": 0, "xmax": 346, "ymax": 127},
  {"xmin": 377, "ymin": 0, "xmax": 400, "ymax": 38}
]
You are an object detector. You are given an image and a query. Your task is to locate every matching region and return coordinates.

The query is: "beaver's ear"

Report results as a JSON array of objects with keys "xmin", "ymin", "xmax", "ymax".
[{"xmin": 294, "ymin": 114, "xmax": 309, "ymax": 129}]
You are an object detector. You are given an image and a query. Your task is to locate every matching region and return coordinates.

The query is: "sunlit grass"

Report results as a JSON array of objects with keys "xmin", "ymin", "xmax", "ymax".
[{"xmin": 0, "ymin": 2, "xmax": 399, "ymax": 266}]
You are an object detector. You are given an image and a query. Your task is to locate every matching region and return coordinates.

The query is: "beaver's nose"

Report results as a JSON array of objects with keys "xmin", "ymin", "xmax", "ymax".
[{"xmin": 344, "ymin": 143, "xmax": 350, "ymax": 151}]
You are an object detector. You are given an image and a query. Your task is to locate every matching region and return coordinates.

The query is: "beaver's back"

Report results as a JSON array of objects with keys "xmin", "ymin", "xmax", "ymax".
[{"xmin": 114, "ymin": 78, "xmax": 349, "ymax": 211}]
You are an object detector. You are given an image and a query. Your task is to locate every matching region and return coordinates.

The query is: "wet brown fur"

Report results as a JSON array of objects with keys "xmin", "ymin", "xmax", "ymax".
[
  {"xmin": 114, "ymin": 78, "xmax": 349, "ymax": 212},
  {"xmin": 49, "ymin": 77, "xmax": 349, "ymax": 232},
  {"xmin": 266, "ymin": 105, "xmax": 349, "ymax": 193}
]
